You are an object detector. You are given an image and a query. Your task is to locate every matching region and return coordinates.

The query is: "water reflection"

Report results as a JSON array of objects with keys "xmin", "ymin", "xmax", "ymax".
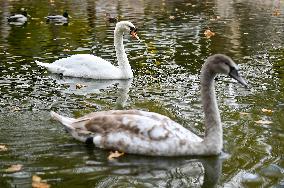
[{"xmin": 50, "ymin": 75, "xmax": 132, "ymax": 108}]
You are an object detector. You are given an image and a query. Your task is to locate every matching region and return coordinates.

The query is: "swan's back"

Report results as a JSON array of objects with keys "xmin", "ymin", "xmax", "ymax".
[{"xmin": 37, "ymin": 54, "xmax": 124, "ymax": 79}]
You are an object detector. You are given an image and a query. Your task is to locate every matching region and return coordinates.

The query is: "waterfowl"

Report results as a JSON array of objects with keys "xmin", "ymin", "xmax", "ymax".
[
  {"xmin": 45, "ymin": 11, "xmax": 69, "ymax": 23},
  {"xmin": 105, "ymin": 13, "xmax": 118, "ymax": 23},
  {"xmin": 36, "ymin": 21, "xmax": 139, "ymax": 79},
  {"xmin": 51, "ymin": 54, "xmax": 248, "ymax": 156},
  {"xmin": 7, "ymin": 10, "xmax": 28, "ymax": 24}
]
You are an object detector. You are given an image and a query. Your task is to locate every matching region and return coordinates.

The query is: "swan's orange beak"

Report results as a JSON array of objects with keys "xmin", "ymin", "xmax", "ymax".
[{"xmin": 130, "ymin": 30, "xmax": 140, "ymax": 41}]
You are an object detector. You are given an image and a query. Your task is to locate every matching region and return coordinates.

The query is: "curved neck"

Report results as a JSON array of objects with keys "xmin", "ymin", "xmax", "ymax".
[
  {"xmin": 200, "ymin": 64, "xmax": 223, "ymax": 154},
  {"xmin": 114, "ymin": 29, "xmax": 133, "ymax": 78}
]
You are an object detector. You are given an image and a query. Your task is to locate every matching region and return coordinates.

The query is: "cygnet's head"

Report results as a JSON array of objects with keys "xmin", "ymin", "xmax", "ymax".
[
  {"xmin": 205, "ymin": 54, "xmax": 248, "ymax": 87},
  {"xmin": 115, "ymin": 21, "xmax": 140, "ymax": 40}
]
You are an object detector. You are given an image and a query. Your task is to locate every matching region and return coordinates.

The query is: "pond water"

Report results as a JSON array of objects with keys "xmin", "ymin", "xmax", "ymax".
[{"xmin": 0, "ymin": 0, "xmax": 283, "ymax": 187}]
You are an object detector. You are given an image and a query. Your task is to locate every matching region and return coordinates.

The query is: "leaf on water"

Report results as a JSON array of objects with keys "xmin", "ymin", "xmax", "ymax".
[
  {"xmin": 76, "ymin": 83, "xmax": 87, "ymax": 89},
  {"xmin": 0, "ymin": 145, "xmax": 8, "ymax": 151},
  {"xmin": 255, "ymin": 120, "xmax": 273, "ymax": 124},
  {"xmin": 32, "ymin": 175, "xmax": 51, "ymax": 188},
  {"xmin": 261, "ymin": 108, "xmax": 273, "ymax": 113},
  {"xmin": 108, "ymin": 151, "xmax": 124, "ymax": 160},
  {"xmin": 11, "ymin": 107, "xmax": 20, "ymax": 112},
  {"xmin": 210, "ymin": 16, "xmax": 221, "ymax": 21},
  {"xmin": 155, "ymin": 61, "xmax": 161, "ymax": 66},
  {"xmin": 272, "ymin": 9, "xmax": 280, "ymax": 16},
  {"xmin": 169, "ymin": 16, "xmax": 175, "ymax": 20},
  {"xmin": 32, "ymin": 182, "xmax": 51, "ymax": 188},
  {"xmin": 32, "ymin": 175, "xmax": 42, "ymax": 183},
  {"xmin": 5, "ymin": 164, "xmax": 23, "ymax": 172},
  {"xmin": 204, "ymin": 29, "xmax": 215, "ymax": 38}
]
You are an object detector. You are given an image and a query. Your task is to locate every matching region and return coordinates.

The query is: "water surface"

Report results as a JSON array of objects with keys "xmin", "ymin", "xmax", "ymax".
[{"xmin": 0, "ymin": 0, "xmax": 283, "ymax": 187}]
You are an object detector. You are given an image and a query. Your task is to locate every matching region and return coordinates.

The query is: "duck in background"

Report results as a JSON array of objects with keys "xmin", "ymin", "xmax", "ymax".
[
  {"xmin": 105, "ymin": 13, "xmax": 118, "ymax": 23},
  {"xmin": 45, "ymin": 11, "xmax": 69, "ymax": 24},
  {"xmin": 7, "ymin": 8, "xmax": 28, "ymax": 25}
]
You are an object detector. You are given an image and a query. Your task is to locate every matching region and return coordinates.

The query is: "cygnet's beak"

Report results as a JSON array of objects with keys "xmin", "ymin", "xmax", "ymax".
[
  {"xmin": 130, "ymin": 27, "xmax": 140, "ymax": 42},
  {"xmin": 229, "ymin": 68, "xmax": 248, "ymax": 88}
]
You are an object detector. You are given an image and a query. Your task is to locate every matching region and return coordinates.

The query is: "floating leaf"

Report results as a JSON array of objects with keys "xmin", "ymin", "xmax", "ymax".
[
  {"xmin": 32, "ymin": 175, "xmax": 51, "ymax": 188},
  {"xmin": 240, "ymin": 112, "xmax": 250, "ymax": 115},
  {"xmin": 261, "ymin": 108, "xmax": 273, "ymax": 113},
  {"xmin": 210, "ymin": 16, "xmax": 221, "ymax": 21},
  {"xmin": 76, "ymin": 83, "xmax": 87, "ymax": 89},
  {"xmin": 11, "ymin": 107, "xmax": 20, "ymax": 112},
  {"xmin": 255, "ymin": 120, "xmax": 273, "ymax": 124},
  {"xmin": 5, "ymin": 164, "xmax": 23, "ymax": 172},
  {"xmin": 108, "ymin": 151, "xmax": 124, "ymax": 160},
  {"xmin": 0, "ymin": 145, "xmax": 8, "ymax": 151},
  {"xmin": 273, "ymin": 9, "xmax": 280, "ymax": 16},
  {"xmin": 204, "ymin": 29, "xmax": 215, "ymax": 38},
  {"xmin": 32, "ymin": 175, "xmax": 42, "ymax": 183}
]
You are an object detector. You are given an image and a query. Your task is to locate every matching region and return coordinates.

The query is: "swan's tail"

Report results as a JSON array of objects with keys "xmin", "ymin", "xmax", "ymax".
[
  {"xmin": 50, "ymin": 111, "xmax": 90, "ymax": 142},
  {"xmin": 35, "ymin": 60, "xmax": 51, "ymax": 68},
  {"xmin": 50, "ymin": 111, "xmax": 76, "ymax": 131}
]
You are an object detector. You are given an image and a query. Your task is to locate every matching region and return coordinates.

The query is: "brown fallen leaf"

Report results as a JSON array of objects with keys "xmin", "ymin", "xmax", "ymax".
[
  {"xmin": 261, "ymin": 108, "xmax": 273, "ymax": 113},
  {"xmin": 273, "ymin": 9, "xmax": 280, "ymax": 16},
  {"xmin": 75, "ymin": 83, "xmax": 87, "ymax": 89},
  {"xmin": 5, "ymin": 164, "xmax": 23, "ymax": 172},
  {"xmin": 32, "ymin": 182, "xmax": 50, "ymax": 188},
  {"xmin": 32, "ymin": 175, "xmax": 51, "ymax": 188},
  {"xmin": 210, "ymin": 15, "xmax": 221, "ymax": 21},
  {"xmin": 0, "ymin": 145, "xmax": 8, "ymax": 151},
  {"xmin": 108, "ymin": 151, "xmax": 124, "ymax": 160},
  {"xmin": 204, "ymin": 29, "xmax": 215, "ymax": 38},
  {"xmin": 255, "ymin": 120, "xmax": 273, "ymax": 124},
  {"xmin": 11, "ymin": 107, "xmax": 20, "ymax": 112},
  {"xmin": 32, "ymin": 175, "xmax": 42, "ymax": 183}
]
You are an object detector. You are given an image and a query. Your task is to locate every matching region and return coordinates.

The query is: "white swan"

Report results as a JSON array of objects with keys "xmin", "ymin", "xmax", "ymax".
[
  {"xmin": 36, "ymin": 21, "xmax": 139, "ymax": 79},
  {"xmin": 50, "ymin": 54, "xmax": 248, "ymax": 156}
]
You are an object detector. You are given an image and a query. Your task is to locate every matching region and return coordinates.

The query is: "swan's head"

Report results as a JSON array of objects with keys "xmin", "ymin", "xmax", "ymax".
[
  {"xmin": 205, "ymin": 54, "xmax": 248, "ymax": 87},
  {"xmin": 115, "ymin": 21, "xmax": 140, "ymax": 41}
]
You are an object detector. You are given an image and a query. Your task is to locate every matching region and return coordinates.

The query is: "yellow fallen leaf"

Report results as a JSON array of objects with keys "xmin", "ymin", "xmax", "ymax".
[
  {"xmin": 255, "ymin": 120, "xmax": 273, "ymax": 124},
  {"xmin": 32, "ymin": 175, "xmax": 50, "ymax": 188},
  {"xmin": 32, "ymin": 175, "xmax": 42, "ymax": 183},
  {"xmin": 32, "ymin": 182, "xmax": 50, "ymax": 188},
  {"xmin": 0, "ymin": 145, "xmax": 8, "ymax": 151},
  {"xmin": 261, "ymin": 108, "xmax": 273, "ymax": 113},
  {"xmin": 273, "ymin": 9, "xmax": 280, "ymax": 16},
  {"xmin": 239, "ymin": 112, "xmax": 250, "ymax": 115},
  {"xmin": 108, "ymin": 151, "xmax": 124, "ymax": 160},
  {"xmin": 204, "ymin": 29, "xmax": 215, "ymax": 38},
  {"xmin": 11, "ymin": 107, "xmax": 20, "ymax": 112},
  {"xmin": 5, "ymin": 164, "xmax": 23, "ymax": 172},
  {"xmin": 75, "ymin": 83, "xmax": 87, "ymax": 89},
  {"xmin": 210, "ymin": 16, "xmax": 221, "ymax": 21}
]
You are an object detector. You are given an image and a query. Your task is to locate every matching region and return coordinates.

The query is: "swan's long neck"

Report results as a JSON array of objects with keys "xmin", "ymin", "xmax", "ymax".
[
  {"xmin": 200, "ymin": 63, "xmax": 223, "ymax": 154},
  {"xmin": 114, "ymin": 29, "xmax": 133, "ymax": 78}
]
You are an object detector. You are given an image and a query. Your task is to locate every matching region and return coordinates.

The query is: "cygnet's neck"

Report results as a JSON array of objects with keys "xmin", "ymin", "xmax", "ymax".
[
  {"xmin": 114, "ymin": 29, "xmax": 133, "ymax": 78},
  {"xmin": 200, "ymin": 64, "xmax": 223, "ymax": 154}
]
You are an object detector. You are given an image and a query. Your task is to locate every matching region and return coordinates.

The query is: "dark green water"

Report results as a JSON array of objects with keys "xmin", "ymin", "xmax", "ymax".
[{"xmin": 0, "ymin": 0, "xmax": 283, "ymax": 187}]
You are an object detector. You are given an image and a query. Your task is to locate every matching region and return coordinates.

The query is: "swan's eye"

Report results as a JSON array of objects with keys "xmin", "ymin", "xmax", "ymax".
[{"xmin": 129, "ymin": 27, "xmax": 137, "ymax": 34}]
